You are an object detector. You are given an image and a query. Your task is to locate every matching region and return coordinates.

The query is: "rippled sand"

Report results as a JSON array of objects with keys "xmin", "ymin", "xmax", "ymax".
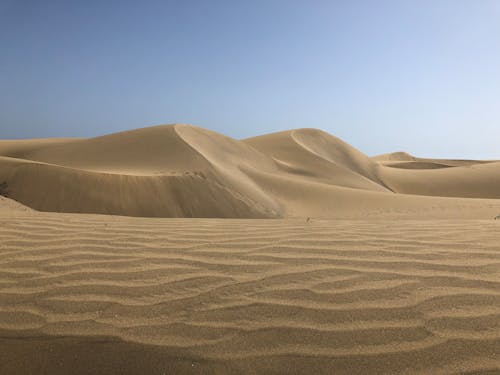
[{"xmin": 1, "ymin": 212, "xmax": 499, "ymax": 374}]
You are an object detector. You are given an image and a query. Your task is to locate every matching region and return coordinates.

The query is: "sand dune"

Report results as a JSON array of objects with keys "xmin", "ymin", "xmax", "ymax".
[
  {"xmin": 372, "ymin": 152, "xmax": 500, "ymax": 199},
  {"xmin": 378, "ymin": 161, "xmax": 500, "ymax": 199},
  {"xmin": 1, "ymin": 124, "xmax": 500, "ymax": 219},
  {"xmin": 0, "ymin": 125, "xmax": 282, "ymax": 218},
  {"xmin": 374, "ymin": 151, "xmax": 497, "ymax": 168},
  {"xmin": 0, "ymin": 210, "xmax": 499, "ymax": 374},
  {"xmin": 0, "ymin": 196, "xmax": 33, "ymax": 216},
  {"xmin": 245, "ymin": 128, "xmax": 388, "ymax": 191}
]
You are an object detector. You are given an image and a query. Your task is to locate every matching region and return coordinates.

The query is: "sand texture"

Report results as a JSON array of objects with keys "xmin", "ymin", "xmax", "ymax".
[{"xmin": 0, "ymin": 210, "xmax": 499, "ymax": 374}]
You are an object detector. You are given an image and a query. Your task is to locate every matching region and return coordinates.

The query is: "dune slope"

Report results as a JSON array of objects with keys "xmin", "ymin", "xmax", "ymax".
[
  {"xmin": 244, "ymin": 128, "xmax": 388, "ymax": 192},
  {"xmin": 1, "ymin": 124, "xmax": 500, "ymax": 218},
  {"xmin": 0, "ymin": 125, "xmax": 283, "ymax": 218}
]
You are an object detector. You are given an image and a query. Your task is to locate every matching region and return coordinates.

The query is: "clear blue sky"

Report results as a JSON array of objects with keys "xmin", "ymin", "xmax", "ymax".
[{"xmin": 1, "ymin": 0, "xmax": 499, "ymax": 158}]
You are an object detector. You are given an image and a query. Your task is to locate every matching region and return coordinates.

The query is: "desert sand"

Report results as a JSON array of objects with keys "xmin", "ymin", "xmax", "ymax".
[
  {"xmin": 1, "ymin": 124, "xmax": 500, "ymax": 218},
  {"xmin": 0, "ymin": 124, "xmax": 499, "ymax": 374}
]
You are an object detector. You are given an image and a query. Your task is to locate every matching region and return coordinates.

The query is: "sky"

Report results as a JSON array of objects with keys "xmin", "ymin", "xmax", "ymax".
[{"xmin": 1, "ymin": 0, "xmax": 499, "ymax": 158}]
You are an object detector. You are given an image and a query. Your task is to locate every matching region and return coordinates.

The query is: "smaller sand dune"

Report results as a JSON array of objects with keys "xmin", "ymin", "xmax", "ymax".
[
  {"xmin": 0, "ymin": 196, "xmax": 33, "ymax": 215},
  {"xmin": 373, "ymin": 151, "xmax": 416, "ymax": 162},
  {"xmin": 378, "ymin": 160, "xmax": 500, "ymax": 199},
  {"xmin": 373, "ymin": 151, "xmax": 497, "ymax": 167}
]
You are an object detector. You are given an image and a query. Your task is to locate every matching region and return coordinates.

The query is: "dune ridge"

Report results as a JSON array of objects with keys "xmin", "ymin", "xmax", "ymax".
[{"xmin": 1, "ymin": 124, "xmax": 500, "ymax": 219}]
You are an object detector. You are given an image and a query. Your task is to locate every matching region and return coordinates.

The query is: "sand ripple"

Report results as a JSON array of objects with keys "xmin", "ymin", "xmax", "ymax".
[{"xmin": 1, "ymin": 214, "xmax": 499, "ymax": 374}]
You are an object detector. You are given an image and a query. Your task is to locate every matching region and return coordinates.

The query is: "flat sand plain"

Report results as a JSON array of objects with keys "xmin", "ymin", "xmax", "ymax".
[{"xmin": 1, "ymin": 208, "xmax": 499, "ymax": 374}]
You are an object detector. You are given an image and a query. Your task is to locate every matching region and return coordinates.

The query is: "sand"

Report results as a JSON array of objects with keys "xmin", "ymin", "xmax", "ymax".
[
  {"xmin": 1, "ymin": 124, "xmax": 500, "ymax": 218},
  {"xmin": 0, "ymin": 209, "xmax": 499, "ymax": 374},
  {"xmin": 1, "ymin": 124, "xmax": 499, "ymax": 374}
]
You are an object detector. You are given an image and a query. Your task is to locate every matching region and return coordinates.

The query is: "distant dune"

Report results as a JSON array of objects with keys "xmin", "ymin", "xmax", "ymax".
[{"xmin": 1, "ymin": 124, "xmax": 500, "ymax": 219}]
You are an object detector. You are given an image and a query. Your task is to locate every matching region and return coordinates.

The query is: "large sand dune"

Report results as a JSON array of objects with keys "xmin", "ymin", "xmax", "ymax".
[
  {"xmin": 0, "ymin": 208, "xmax": 499, "ymax": 374},
  {"xmin": 1, "ymin": 124, "xmax": 500, "ymax": 219}
]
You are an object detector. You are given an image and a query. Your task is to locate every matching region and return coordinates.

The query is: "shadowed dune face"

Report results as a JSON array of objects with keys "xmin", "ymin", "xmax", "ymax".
[
  {"xmin": 1, "ymin": 124, "xmax": 500, "ymax": 218},
  {"xmin": 0, "ymin": 157, "xmax": 276, "ymax": 218},
  {"xmin": 290, "ymin": 128, "xmax": 385, "ymax": 186},
  {"xmin": 1, "ymin": 212, "xmax": 499, "ymax": 374},
  {"xmin": 244, "ymin": 128, "xmax": 389, "ymax": 192},
  {"xmin": 383, "ymin": 161, "xmax": 453, "ymax": 170}
]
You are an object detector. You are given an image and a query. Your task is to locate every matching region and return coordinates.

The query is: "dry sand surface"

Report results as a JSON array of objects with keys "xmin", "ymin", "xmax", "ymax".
[
  {"xmin": 0, "ymin": 209, "xmax": 499, "ymax": 374},
  {"xmin": 1, "ymin": 125, "xmax": 500, "ymax": 374}
]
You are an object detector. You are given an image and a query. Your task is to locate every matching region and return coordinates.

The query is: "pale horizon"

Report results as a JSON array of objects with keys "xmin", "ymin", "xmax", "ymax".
[{"xmin": 1, "ymin": 1, "xmax": 499, "ymax": 159}]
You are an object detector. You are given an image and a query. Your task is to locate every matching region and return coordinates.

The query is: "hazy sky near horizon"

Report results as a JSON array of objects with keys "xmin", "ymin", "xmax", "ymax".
[{"xmin": 1, "ymin": 1, "xmax": 499, "ymax": 158}]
